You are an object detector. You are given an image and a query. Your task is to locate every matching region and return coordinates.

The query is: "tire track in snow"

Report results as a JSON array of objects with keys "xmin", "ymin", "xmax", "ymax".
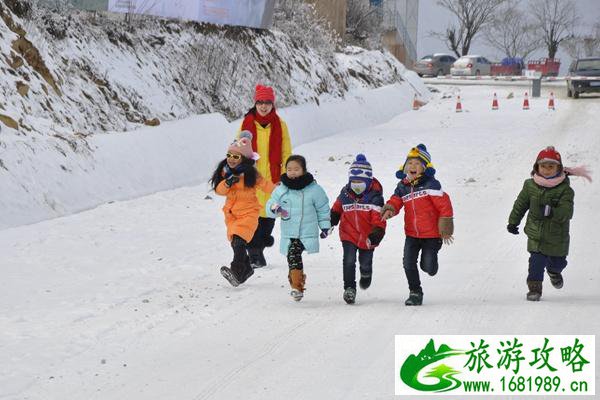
[{"xmin": 192, "ymin": 319, "xmax": 311, "ymax": 400}]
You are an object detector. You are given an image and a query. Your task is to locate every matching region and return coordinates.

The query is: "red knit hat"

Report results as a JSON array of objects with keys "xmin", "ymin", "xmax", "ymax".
[
  {"xmin": 536, "ymin": 146, "xmax": 562, "ymax": 165},
  {"xmin": 254, "ymin": 84, "xmax": 275, "ymax": 103}
]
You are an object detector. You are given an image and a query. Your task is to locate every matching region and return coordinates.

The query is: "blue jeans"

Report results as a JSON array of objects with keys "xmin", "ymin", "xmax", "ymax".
[
  {"xmin": 528, "ymin": 252, "xmax": 567, "ymax": 281},
  {"xmin": 342, "ymin": 241, "xmax": 373, "ymax": 289},
  {"xmin": 403, "ymin": 236, "xmax": 442, "ymax": 293}
]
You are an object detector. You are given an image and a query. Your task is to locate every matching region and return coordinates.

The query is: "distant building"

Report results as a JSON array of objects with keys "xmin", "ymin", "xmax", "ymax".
[
  {"xmin": 311, "ymin": 0, "xmax": 418, "ymax": 67},
  {"xmin": 379, "ymin": 0, "xmax": 419, "ymax": 66}
]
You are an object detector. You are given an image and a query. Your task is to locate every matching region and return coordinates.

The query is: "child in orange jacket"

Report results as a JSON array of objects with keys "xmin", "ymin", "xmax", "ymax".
[{"xmin": 210, "ymin": 131, "xmax": 275, "ymax": 287}]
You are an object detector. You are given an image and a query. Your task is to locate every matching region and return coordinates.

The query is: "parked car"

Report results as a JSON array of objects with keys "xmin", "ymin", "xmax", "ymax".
[
  {"xmin": 414, "ymin": 54, "xmax": 456, "ymax": 77},
  {"xmin": 450, "ymin": 55, "xmax": 492, "ymax": 76},
  {"xmin": 566, "ymin": 57, "xmax": 600, "ymax": 98}
]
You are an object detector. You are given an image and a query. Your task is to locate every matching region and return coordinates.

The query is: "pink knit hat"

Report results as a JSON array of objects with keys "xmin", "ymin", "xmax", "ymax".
[{"xmin": 227, "ymin": 131, "xmax": 260, "ymax": 161}]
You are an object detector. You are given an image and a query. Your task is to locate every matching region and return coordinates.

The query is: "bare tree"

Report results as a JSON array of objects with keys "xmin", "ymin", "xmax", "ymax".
[
  {"xmin": 124, "ymin": 0, "xmax": 161, "ymax": 28},
  {"xmin": 30, "ymin": 0, "xmax": 73, "ymax": 14},
  {"xmin": 484, "ymin": 0, "xmax": 540, "ymax": 59},
  {"xmin": 433, "ymin": 0, "xmax": 507, "ymax": 57},
  {"xmin": 530, "ymin": 0, "xmax": 578, "ymax": 59},
  {"xmin": 563, "ymin": 22, "xmax": 600, "ymax": 59},
  {"xmin": 345, "ymin": 0, "xmax": 384, "ymax": 48},
  {"xmin": 273, "ymin": 0, "xmax": 339, "ymax": 56}
]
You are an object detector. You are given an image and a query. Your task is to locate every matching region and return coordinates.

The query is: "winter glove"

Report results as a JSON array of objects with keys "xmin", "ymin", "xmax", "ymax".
[
  {"xmin": 225, "ymin": 175, "xmax": 239, "ymax": 188},
  {"xmin": 330, "ymin": 210, "xmax": 341, "ymax": 227},
  {"xmin": 367, "ymin": 227, "xmax": 385, "ymax": 247},
  {"xmin": 507, "ymin": 224, "xmax": 519, "ymax": 235},
  {"xmin": 270, "ymin": 204, "xmax": 289, "ymax": 218},
  {"xmin": 320, "ymin": 227, "xmax": 334, "ymax": 239},
  {"xmin": 223, "ymin": 165, "xmax": 234, "ymax": 179},
  {"xmin": 380, "ymin": 204, "xmax": 396, "ymax": 221}
]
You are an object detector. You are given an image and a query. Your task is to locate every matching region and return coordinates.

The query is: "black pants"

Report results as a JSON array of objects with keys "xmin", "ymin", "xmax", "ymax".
[
  {"xmin": 528, "ymin": 252, "xmax": 567, "ymax": 281},
  {"xmin": 232, "ymin": 235, "xmax": 248, "ymax": 263},
  {"xmin": 231, "ymin": 235, "xmax": 253, "ymax": 282},
  {"xmin": 342, "ymin": 241, "xmax": 374, "ymax": 289},
  {"xmin": 248, "ymin": 217, "xmax": 275, "ymax": 250},
  {"xmin": 287, "ymin": 239, "xmax": 305, "ymax": 270},
  {"xmin": 403, "ymin": 236, "xmax": 442, "ymax": 293}
]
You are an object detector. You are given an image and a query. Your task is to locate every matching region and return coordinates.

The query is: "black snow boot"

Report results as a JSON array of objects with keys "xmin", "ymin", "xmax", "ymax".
[
  {"xmin": 405, "ymin": 290, "xmax": 423, "ymax": 306},
  {"xmin": 257, "ymin": 248, "xmax": 267, "ymax": 268},
  {"xmin": 343, "ymin": 287, "xmax": 356, "ymax": 304},
  {"xmin": 359, "ymin": 274, "xmax": 372, "ymax": 290},
  {"xmin": 222, "ymin": 260, "xmax": 253, "ymax": 287},
  {"xmin": 248, "ymin": 248, "xmax": 265, "ymax": 269},
  {"xmin": 547, "ymin": 271, "xmax": 564, "ymax": 289},
  {"xmin": 526, "ymin": 280, "xmax": 543, "ymax": 301},
  {"xmin": 236, "ymin": 260, "xmax": 254, "ymax": 284},
  {"xmin": 220, "ymin": 266, "xmax": 240, "ymax": 287}
]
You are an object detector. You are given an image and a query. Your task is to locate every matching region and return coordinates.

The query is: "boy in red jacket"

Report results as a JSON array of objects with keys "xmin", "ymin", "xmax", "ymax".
[
  {"xmin": 381, "ymin": 144, "xmax": 454, "ymax": 306},
  {"xmin": 330, "ymin": 154, "xmax": 386, "ymax": 304}
]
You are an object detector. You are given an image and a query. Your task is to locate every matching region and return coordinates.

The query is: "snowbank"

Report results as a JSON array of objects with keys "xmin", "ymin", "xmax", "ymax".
[{"xmin": 0, "ymin": 81, "xmax": 425, "ymax": 229}]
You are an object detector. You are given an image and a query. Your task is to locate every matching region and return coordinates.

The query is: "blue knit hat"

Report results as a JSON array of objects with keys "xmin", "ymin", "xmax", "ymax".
[
  {"xmin": 396, "ymin": 144, "xmax": 436, "ymax": 179},
  {"xmin": 349, "ymin": 154, "xmax": 373, "ymax": 184}
]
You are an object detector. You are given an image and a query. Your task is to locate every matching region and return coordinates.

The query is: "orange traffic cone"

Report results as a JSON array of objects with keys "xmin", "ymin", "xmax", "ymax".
[
  {"xmin": 492, "ymin": 93, "xmax": 499, "ymax": 110},
  {"xmin": 412, "ymin": 94, "xmax": 420, "ymax": 110},
  {"xmin": 548, "ymin": 92, "xmax": 555, "ymax": 110},
  {"xmin": 456, "ymin": 95, "xmax": 462, "ymax": 113},
  {"xmin": 523, "ymin": 92, "xmax": 530, "ymax": 110}
]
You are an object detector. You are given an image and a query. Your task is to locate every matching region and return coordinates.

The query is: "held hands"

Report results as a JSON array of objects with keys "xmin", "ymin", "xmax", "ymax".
[
  {"xmin": 507, "ymin": 224, "xmax": 519, "ymax": 235},
  {"xmin": 320, "ymin": 227, "xmax": 334, "ymax": 239},
  {"xmin": 380, "ymin": 204, "xmax": 396, "ymax": 221}
]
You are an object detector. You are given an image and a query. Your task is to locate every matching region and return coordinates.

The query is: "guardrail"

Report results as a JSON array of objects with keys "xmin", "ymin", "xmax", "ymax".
[{"xmin": 427, "ymin": 75, "xmax": 600, "ymax": 81}]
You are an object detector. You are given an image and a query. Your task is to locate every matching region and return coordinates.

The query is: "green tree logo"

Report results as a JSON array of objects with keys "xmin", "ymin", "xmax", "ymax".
[{"xmin": 400, "ymin": 339, "xmax": 465, "ymax": 392}]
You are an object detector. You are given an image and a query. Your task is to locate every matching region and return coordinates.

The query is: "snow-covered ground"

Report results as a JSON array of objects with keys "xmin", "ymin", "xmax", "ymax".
[{"xmin": 1, "ymin": 84, "xmax": 599, "ymax": 399}]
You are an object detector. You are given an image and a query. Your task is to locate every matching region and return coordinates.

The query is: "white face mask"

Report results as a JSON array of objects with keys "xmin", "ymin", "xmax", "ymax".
[{"xmin": 350, "ymin": 181, "xmax": 367, "ymax": 195}]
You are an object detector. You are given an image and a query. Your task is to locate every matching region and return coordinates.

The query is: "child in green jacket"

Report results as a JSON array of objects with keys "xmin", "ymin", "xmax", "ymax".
[{"xmin": 507, "ymin": 146, "xmax": 591, "ymax": 301}]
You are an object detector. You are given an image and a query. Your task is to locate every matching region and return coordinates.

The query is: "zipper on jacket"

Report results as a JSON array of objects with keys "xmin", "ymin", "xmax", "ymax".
[
  {"xmin": 411, "ymin": 185, "xmax": 420, "ymax": 237},
  {"xmin": 299, "ymin": 190, "xmax": 304, "ymax": 237},
  {"xmin": 354, "ymin": 197, "xmax": 362, "ymax": 245}
]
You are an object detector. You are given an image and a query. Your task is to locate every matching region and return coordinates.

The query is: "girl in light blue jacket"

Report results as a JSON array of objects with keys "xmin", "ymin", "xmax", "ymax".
[{"xmin": 266, "ymin": 155, "xmax": 331, "ymax": 301}]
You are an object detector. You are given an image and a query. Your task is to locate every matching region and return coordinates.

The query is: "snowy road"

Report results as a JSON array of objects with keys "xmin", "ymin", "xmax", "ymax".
[{"xmin": 1, "ymin": 85, "xmax": 599, "ymax": 399}]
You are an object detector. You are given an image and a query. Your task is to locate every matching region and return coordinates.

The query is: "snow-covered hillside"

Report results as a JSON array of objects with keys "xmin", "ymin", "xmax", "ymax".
[
  {"xmin": 1, "ymin": 84, "xmax": 598, "ymax": 399},
  {"xmin": 0, "ymin": 3, "xmax": 406, "ymax": 135},
  {"xmin": 0, "ymin": 1, "xmax": 428, "ymax": 229}
]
